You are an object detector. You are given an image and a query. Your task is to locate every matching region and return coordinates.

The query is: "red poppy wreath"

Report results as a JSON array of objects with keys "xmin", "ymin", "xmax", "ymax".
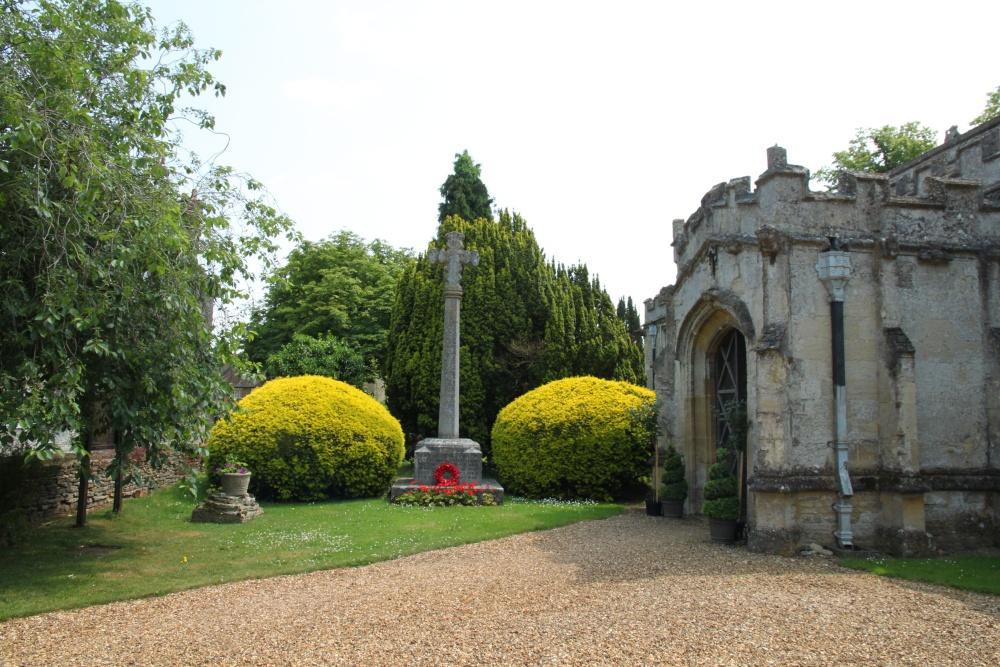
[{"xmin": 434, "ymin": 462, "xmax": 460, "ymax": 486}]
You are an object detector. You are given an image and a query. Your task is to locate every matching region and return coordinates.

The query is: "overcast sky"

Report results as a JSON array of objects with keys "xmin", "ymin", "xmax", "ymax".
[{"xmin": 144, "ymin": 0, "xmax": 999, "ymax": 314}]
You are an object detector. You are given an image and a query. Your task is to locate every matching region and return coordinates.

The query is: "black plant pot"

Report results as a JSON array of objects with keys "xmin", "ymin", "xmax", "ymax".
[
  {"xmin": 661, "ymin": 499, "xmax": 684, "ymax": 518},
  {"xmin": 709, "ymin": 518, "xmax": 738, "ymax": 544},
  {"xmin": 645, "ymin": 498, "xmax": 662, "ymax": 516}
]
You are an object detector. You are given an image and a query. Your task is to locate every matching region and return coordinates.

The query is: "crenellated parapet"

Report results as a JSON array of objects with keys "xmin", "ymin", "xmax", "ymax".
[
  {"xmin": 669, "ymin": 143, "xmax": 1000, "ymax": 278},
  {"xmin": 889, "ymin": 116, "xmax": 1000, "ymax": 202}
]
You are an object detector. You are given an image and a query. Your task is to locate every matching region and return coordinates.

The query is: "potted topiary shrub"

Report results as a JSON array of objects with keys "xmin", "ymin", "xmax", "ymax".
[
  {"xmin": 702, "ymin": 446, "xmax": 739, "ymax": 543},
  {"xmin": 660, "ymin": 444, "xmax": 687, "ymax": 518},
  {"xmin": 645, "ymin": 444, "xmax": 663, "ymax": 516},
  {"xmin": 626, "ymin": 400, "xmax": 664, "ymax": 515}
]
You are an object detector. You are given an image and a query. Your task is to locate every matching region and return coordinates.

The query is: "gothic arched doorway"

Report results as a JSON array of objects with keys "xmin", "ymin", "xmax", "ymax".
[{"xmin": 713, "ymin": 328, "xmax": 747, "ymax": 523}]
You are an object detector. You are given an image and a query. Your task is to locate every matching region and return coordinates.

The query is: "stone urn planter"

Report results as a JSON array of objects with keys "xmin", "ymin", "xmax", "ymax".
[{"xmin": 221, "ymin": 472, "xmax": 251, "ymax": 497}]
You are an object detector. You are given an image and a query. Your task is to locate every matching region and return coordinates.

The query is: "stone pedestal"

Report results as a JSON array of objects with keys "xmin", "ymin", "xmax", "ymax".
[
  {"xmin": 394, "ymin": 437, "xmax": 505, "ymax": 504},
  {"xmin": 413, "ymin": 437, "xmax": 483, "ymax": 485},
  {"xmin": 191, "ymin": 491, "xmax": 263, "ymax": 524}
]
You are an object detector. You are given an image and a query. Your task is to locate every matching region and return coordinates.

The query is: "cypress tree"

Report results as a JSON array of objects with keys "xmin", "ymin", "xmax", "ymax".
[
  {"xmin": 438, "ymin": 150, "xmax": 494, "ymax": 224},
  {"xmin": 617, "ymin": 296, "xmax": 643, "ymax": 348},
  {"xmin": 386, "ymin": 213, "xmax": 645, "ymax": 455}
]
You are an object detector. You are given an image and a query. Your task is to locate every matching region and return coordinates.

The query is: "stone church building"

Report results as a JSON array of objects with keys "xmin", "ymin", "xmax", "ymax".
[{"xmin": 643, "ymin": 116, "xmax": 1000, "ymax": 555}]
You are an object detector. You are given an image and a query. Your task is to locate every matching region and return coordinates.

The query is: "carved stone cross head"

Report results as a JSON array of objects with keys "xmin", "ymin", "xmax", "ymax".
[{"xmin": 429, "ymin": 231, "xmax": 480, "ymax": 296}]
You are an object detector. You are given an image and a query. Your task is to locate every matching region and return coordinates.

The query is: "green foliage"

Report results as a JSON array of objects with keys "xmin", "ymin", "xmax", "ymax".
[
  {"xmin": 841, "ymin": 556, "xmax": 1000, "ymax": 596},
  {"xmin": 0, "ymin": 509, "xmax": 28, "ymax": 548},
  {"xmin": 212, "ymin": 456, "xmax": 249, "ymax": 475},
  {"xmin": 971, "ymin": 85, "xmax": 1000, "ymax": 126},
  {"xmin": 703, "ymin": 476, "xmax": 737, "ymax": 500},
  {"xmin": 264, "ymin": 333, "xmax": 374, "ymax": 389},
  {"xmin": 246, "ymin": 231, "xmax": 413, "ymax": 376},
  {"xmin": 702, "ymin": 446, "xmax": 739, "ymax": 520},
  {"xmin": 438, "ymin": 150, "xmax": 494, "ymax": 224},
  {"xmin": 386, "ymin": 211, "xmax": 645, "ymax": 451},
  {"xmin": 660, "ymin": 481, "xmax": 688, "ymax": 502},
  {"xmin": 491, "ymin": 376, "xmax": 656, "ymax": 500},
  {"xmin": 0, "ymin": 447, "xmax": 40, "ymax": 546},
  {"xmin": 815, "ymin": 122, "xmax": 938, "ymax": 187},
  {"xmin": 0, "ymin": 0, "xmax": 295, "ymax": 513},
  {"xmin": 628, "ymin": 401, "xmax": 661, "ymax": 444},
  {"xmin": 206, "ymin": 375, "xmax": 404, "ymax": 501},
  {"xmin": 702, "ymin": 496, "xmax": 739, "ymax": 521},
  {"xmin": 719, "ymin": 398, "xmax": 749, "ymax": 452},
  {"xmin": 709, "ymin": 448, "xmax": 731, "ymax": 480},
  {"xmin": 662, "ymin": 455, "xmax": 684, "ymax": 484},
  {"xmin": 707, "ymin": 462, "xmax": 730, "ymax": 480},
  {"xmin": 660, "ymin": 444, "xmax": 687, "ymax": 501},
  {"xmin": 0, "ymin": 482, "xmax": 623, "ymax": 621},
  {"xmin": 616, "ymin": 296, "xmax": 641, "ymax": 338}
]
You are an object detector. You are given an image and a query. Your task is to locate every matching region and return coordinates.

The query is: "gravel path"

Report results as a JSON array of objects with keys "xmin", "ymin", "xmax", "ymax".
[{"xmin": 2, "ymin": 509, "xmax": 998, "ymax": 666}]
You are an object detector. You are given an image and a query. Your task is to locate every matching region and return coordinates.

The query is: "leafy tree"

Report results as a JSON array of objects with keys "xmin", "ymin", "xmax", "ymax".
[
  {"xmin": 815, "ymin": 122, "xmax": 938, "ymax": 187},
  {"xmin": 0, "ymin": 0, "xmax": 294, "ymax": 524},
  {"xmin": 264, "ymin": 334, "xmax": 374, "ymax": 389},
  {"xmin": 386, "ymin": 211, "xmax": 644, "ymax": 454},
  {"xmin": 438, "ymin": 150, "xmax": 494, "ymax": 224},
  {"xmin": 245, "ymin": 231, "xmax": 412, "ymax": 376},
  {"xmin": 971, "ymin": 85, "xmax": 1000, "ymax": 126}
]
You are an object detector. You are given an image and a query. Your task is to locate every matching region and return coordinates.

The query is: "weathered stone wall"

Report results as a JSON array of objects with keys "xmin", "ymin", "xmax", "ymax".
[
  {"xmin": 889, "ymin": 117, "xmax": 1000, "ymax": 200},
  {"xmin": 2, "ymin": 449, "xmax": 195, "ymax": 522},
  {"xmin": 646, "ymin": 139, "xmax": 1000, "ymax": 555}
]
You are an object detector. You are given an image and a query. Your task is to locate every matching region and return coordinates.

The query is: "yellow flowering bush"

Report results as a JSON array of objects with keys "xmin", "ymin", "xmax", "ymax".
[
  {"xmin": 491, "ymin": 376, "xmax": 655, "ymax": 500},
  {"xmin": 207, "ymin": 375, "xmax": 404, "ymax": 501}
]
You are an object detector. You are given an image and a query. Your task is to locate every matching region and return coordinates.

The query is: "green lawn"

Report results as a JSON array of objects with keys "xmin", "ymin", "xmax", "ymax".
[
  {"xmin": 840, "ymin": 556, "xmax": 1000, "ymax": 596},
  {"xmin": 0, "ymin": 483, "xmax": 621, "ymax": 621}
]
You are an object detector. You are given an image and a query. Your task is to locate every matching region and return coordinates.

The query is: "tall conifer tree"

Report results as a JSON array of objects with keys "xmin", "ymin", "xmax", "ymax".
[
  {"xmin": 386, "ymin": 217, "xmax": 643, "ymax": 453},
  {"xmin": 438, "ymin": 151, "xmax": 494, "ymax": 224},
  {"xmin": 387, "ymin": 154, "xmax": 643, "ymax": 453}
]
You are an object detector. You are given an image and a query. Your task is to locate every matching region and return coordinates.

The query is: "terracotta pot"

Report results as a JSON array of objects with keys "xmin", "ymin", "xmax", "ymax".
[
  {"xmin": 661, "ymin": 499, "xmax": 684, "ymax": 518},
  {"xmin": 221, "ymin": 472, "xmax": 251, "ymax": 497},
  {"xmin": 645, "ymin": 498, "xmax": 662, "ymax": 516},
  {"xmin": 709, "ymin": 518, "xmax": 738, "ymax": 544}
]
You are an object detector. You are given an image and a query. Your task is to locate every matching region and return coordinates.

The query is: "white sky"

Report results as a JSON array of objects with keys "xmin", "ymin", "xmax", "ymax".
[{"xmin": 144, "ymin": 0, "xmax": 999, "ymax": 312}]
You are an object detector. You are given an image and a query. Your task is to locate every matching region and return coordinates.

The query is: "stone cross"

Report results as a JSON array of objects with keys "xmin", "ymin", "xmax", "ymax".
[{"xmin": 428, "ymin": 231, "xmax": 479, "ymax": 438}]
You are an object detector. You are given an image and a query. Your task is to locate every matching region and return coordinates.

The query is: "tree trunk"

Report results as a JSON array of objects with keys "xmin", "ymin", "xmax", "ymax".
[
  {"xmin": 75, "ymin": 407, "xmax": 97, "ymax": 528},
  {"xmin": 75, "ymin": 441, "xmax": 91, "ymax": 528},
  {"xmin": 112, "ymin": 467, "xmax": 123, "ymax": 514},
  {"xmin": 112, "ymin": 431, "xmax": 123, "ymax": 514}
]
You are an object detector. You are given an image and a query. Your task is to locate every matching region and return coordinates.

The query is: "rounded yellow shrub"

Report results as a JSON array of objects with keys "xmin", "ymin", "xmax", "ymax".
[
  {"xmin": 207, "ymin": 375, "xmax": 404, "ymax": 501},
  {"xmin": 491, "ymin": 376, "xmax": 655, "ymax": 500}
]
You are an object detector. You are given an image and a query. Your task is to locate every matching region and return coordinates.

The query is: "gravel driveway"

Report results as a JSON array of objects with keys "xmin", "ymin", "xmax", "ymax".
[{"xmin": 2, "ymin": 509, "xmax": 998, "ymax": 666}]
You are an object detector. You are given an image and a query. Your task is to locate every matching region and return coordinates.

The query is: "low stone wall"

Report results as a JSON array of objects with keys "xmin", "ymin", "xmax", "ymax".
[{"xmin": 1, "ymin": 449, "xmax": 197, "ymax": 522}]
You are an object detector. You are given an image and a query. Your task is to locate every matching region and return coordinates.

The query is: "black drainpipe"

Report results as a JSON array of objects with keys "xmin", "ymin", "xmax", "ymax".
[{"xmin": 816, "ymin": 238, "xmax": 854, "ymax": 548}]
